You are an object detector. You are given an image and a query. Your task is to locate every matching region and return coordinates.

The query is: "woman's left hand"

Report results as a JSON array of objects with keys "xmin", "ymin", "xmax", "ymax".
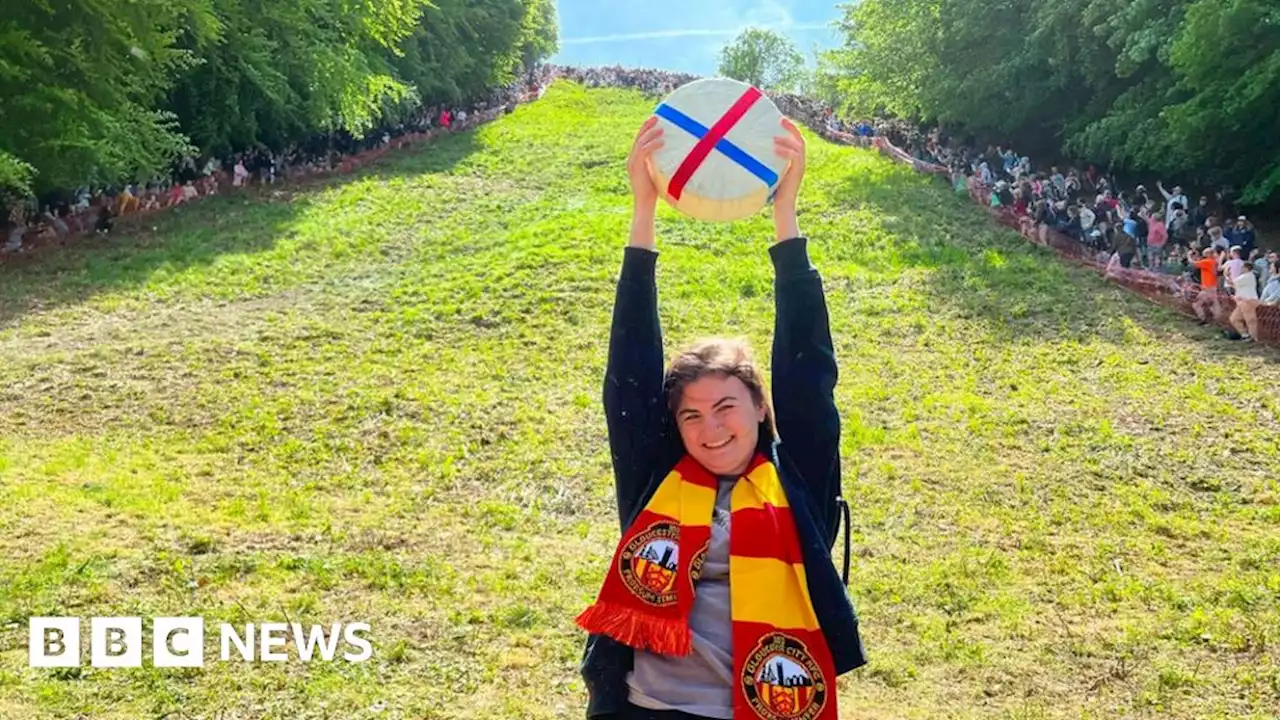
[{"xmin": 773, "ymin": 117, "xmax": 805, "ymax": 242}]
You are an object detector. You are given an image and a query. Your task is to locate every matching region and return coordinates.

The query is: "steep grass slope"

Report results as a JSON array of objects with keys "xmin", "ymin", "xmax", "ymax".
[{"xmin": 1, "ymin": 81, "xmax": 1277, "ymax": 719}]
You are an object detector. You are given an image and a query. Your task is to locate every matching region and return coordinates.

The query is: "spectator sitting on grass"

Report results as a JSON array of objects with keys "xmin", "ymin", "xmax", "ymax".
[
  {"xmin": 1059, "ymin": 205, "xmax": 1084, "ymax": 241},
  {"xmin": 997, "ymin": 182, "xmax": 1014, "ymax": 208},
  {"xmin": 42, "ymin": 206, "xmax": 69, "ymax": 239},
  {"xmin": 1256, "ymin": 249, "xmax": 1274, "ymax": 288},
  {"xmin": 94, "ymin": 204, "xmax": 114, "ymax": 234},
  {"xmin": 3, "ymin": 218, "xmax": 23, "ymax": 252},
  {"xmin": 117, "ymin": 185, "xmax": 140, "ymax": 215},
  {"xmin": 1089, "ymin": 219, "xmax": 1113, "ymax": 252},
  {"xmin": 142, "ymin": 185, "xmax": 161, "ymax": 211},
  {"xmin": 1262, "ymin": 257, "xmax": 1280, "ymax": 305},
  {"xmin": 233, "ymin": 159, "xmax": 249, "ymax": 188},
  {"xmin": 978, "ymin": 161, "xmax": 994, "ymax": 185},
  {"xmin": 1078, "ymin": 199, "xmax": 1097, "ymax": 233}
]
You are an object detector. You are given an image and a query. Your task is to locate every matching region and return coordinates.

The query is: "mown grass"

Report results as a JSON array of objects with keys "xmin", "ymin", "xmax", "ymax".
[{"xmin": 1, "ymin": 80, "xmax": 1278, "ymax": 719}]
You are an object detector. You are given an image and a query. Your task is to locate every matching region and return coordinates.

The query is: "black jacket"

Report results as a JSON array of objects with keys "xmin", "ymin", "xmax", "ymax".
[{"xmin": 580, "ymin": 237, "xmax": 867, "ymax": 718}]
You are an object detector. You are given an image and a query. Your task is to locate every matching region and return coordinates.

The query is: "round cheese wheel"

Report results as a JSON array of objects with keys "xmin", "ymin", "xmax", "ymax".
[{"xmin": 648, "ymin": 77, "xmax": 789, "ymax": 222}]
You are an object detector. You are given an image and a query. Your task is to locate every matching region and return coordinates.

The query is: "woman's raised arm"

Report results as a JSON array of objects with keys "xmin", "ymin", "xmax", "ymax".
[
  {"xmin": 769, "ymin": 119, "xmax": 843, "ymax": 545},
  {"xmin": 602, "ymin": 118, "xmax": 673, "ymax": 529}
]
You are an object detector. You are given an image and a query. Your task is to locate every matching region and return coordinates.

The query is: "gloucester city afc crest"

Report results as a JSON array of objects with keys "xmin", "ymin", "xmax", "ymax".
[
  {"xmin": 618, "ymin": 522, "xmax": 681, "ymax": 606},
  {"xmin": 741, "ymin": 633, "xmax": 828, "ymax": 720}
]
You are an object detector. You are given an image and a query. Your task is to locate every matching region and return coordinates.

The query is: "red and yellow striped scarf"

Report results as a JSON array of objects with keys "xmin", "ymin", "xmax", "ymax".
[{"xmin": 577, "ymin": 453, "xmax": 838, "ymax": 720}]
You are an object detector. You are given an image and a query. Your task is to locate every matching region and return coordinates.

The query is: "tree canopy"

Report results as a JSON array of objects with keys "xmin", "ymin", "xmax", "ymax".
[
  {"xmin": 825, "ymin": 0, "xmax": 1280, "ymax": 205},
  {"xmin": 0, "ymin": 0, "xmax": 558, "ymax": 198},
  {"xmin": 717, "ymin": 27, "xmax": 808, "ymax": 94}
]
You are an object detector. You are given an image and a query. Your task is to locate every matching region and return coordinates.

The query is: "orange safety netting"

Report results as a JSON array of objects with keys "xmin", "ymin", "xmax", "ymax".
[{"xmin": 818, "ymin": 128, "xmax": 1280, "ymax": 348}]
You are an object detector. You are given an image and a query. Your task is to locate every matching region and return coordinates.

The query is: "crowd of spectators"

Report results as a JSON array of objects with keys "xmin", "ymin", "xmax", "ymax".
[
  {"xmin": 1, "ymin": 64, "xmax": 901, "ymax": 258},
  {"xmin": 919, "ymin": 140, "xmax": 1279, "ymax": 340},
  {"xmin": 8, "ymin": 62, "xmax": 1278, "ymax": 343},
  {"xmin": 551, "ymin": 65, "xmax": 700, "ymax": 98},
  {"xmin": 546, "ymin": 65, "xmax": 1279, "ymax": 342},
  {"xmin": 548, "ymin": 65, "xmax": 884, "ymax": 142},
  {"xmin": 3, "ymin": 68, "xmax": 555, "ymax": 255}
]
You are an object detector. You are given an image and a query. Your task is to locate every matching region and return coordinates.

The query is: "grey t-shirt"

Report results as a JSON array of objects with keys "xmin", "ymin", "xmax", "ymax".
[{"xmin": 627, "ymin": 477, "xmax": 736, "ymax": 718}]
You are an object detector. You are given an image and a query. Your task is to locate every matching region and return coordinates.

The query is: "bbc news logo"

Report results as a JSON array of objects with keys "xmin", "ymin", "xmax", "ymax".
[{"xmin": 29, "ymin": 618, "xmax": 372, "ymax": 668}]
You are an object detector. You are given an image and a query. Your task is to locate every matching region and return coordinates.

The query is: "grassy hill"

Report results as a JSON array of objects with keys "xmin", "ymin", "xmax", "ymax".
[{"xmin": 1, "ymin": 81, "xmax": 1277, "ymax": 720}]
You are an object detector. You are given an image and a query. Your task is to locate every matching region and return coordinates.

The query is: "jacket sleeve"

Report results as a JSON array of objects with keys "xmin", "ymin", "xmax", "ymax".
[
  {"xmin": 769, "ymin": 237, "xmax": 843, "ymax": 545},
  {"xmin": 602, "ymin": 247, "xmax": 670, "ymax": 531}
]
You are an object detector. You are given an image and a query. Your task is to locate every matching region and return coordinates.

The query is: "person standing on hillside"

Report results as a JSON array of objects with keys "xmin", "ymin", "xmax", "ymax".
[
  {"xmin": 1224, "ymin": 247, "xmax": 1246, "ymax": 292},
  {"xmin": 1190, "ymin": 247, "xmax": 1223, "ymax": 325},
  {"xmin": 1228, "ymin": 260, "xmax": 1260, "ymax": 341},
  {"xmin": 576, "ymin": 116, "xmax": 866, "ymax": 720},
  {"xmin": 1147, "ymin": 211, "xmax": 1168, "ymax": 265},
  {"xmin": 1188, "ymin": 196, "xmax": 1210, "ymax": 229},
  {"xmin": 1225, "ymin": 216, "xmax": 1256, "ymax": 256},
  {"xmin": 1158, "ymin": 182, "xmax": 1188, "ymax": 227},
  {"xmin": 1112, "ymin": 223, "xmax": 1137, "ymax": 269}
]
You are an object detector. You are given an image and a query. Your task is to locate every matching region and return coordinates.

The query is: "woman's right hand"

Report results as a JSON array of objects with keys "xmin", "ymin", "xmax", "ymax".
[{"xmin": 627, "ymin": 116, "xmax": 664, "ymax": 209}]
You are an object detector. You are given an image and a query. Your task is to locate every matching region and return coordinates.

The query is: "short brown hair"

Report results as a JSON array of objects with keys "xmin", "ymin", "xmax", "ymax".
[{"xmin": 663, "ymin": 338, "xmax": 777, "ymax": 448}]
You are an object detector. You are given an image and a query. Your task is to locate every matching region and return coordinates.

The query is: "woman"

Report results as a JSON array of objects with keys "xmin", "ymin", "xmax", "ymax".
[
  {"xmin": 577, "ymin": 116, "xmax": 866, "ymax": 720},
  {"xmin": 1147, "ymin": 211, "xmax": 1168, "ymax": 263},
  {"xmin": 1228, "ymin": 259, "xmax": 1260, "ymax": 341},
  {"xmin": 1261, "ymin": 258, "xmax": 1280, "ymax": 305}
]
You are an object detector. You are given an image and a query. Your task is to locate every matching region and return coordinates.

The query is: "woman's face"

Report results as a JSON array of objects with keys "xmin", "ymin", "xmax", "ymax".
[{"xmin": 674, "ymin": 374, "xmax": 766, "ymax": 477}]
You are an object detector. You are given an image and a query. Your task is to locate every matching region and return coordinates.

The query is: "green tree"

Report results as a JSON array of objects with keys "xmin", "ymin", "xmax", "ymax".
[
  {"xmin": 828, "ymin": 0, "xmax": 1280, "ymax": 205},
  {"xmin": 518, "ymin": 0, "xmax": 560, "ymax": 81},
  {"xmin": 165, "ymin": 0, "xmax": 432, "ymax": 158},
  {"xmin": 717, "ymin": 27, "xmax": 807, "ymax": 93},
  {"xmin": 0, "ymin": 0, "xmax": 558, "ymax": 198},
  {"xmin": 0, "ymin": 0, "xmax": 203, "ymax": 196}
]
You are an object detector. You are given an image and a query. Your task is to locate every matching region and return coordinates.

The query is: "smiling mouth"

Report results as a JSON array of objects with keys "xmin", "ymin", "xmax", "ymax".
[{"xmin": 703, "ymin": 437, "xmax": 733, "ymax": 450}]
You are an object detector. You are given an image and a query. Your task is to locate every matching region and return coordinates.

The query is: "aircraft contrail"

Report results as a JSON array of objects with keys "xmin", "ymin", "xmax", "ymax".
[{"xmin": 561, "ymin": 23, "xmax": 832, "ymax": 45}]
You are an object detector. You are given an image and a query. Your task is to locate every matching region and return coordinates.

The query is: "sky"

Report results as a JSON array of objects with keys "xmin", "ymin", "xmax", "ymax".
[{"xmin": 550, "ymin": 0, "xmax": 845, "ymax": 77}]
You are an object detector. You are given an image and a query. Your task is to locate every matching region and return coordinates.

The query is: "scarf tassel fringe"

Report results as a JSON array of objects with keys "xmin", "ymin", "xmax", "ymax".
[{"xmin": 575, "ymin": 602, "xmax": 691, "ymax": 657}]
